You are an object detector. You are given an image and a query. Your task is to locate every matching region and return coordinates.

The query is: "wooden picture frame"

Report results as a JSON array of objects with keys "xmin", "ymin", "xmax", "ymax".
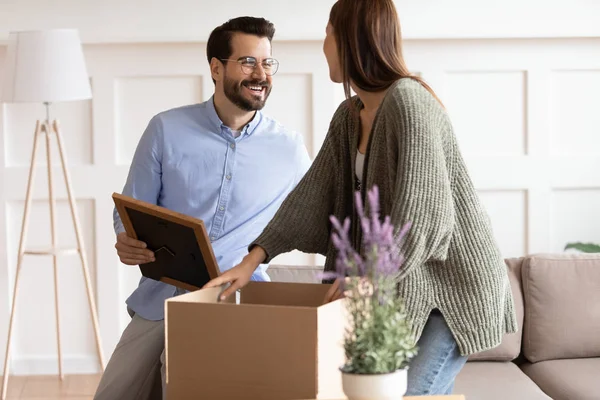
[{"xmin": 112, "ymin": 193, "xmax": 221, "ymax": 292}]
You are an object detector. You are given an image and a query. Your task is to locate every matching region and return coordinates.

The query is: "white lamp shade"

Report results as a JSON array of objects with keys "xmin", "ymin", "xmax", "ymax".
[{"xmin": 1, "ymin": 29, "xmax": 92, "ymax": 103}]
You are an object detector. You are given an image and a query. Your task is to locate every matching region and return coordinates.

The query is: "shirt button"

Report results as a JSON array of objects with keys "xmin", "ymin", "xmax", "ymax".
[
  {"xmin": 219, "ymin": 206, "xmax": 224, "ymax": 211},
  {"xmin": 230, "ymin": 143, "xmax": 235, "ymax": 149},
  {"xmin": 226, "ymin": 174, "xmax": 232, "ymax": 180},
  {"xmin": 211, "ymin": 236, "xmax": 216, "ymax": 240}
]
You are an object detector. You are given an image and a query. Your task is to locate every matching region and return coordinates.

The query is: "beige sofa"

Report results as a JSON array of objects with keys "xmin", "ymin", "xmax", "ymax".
[{"xmin": 266, "ymin": 253, "xmax": 600, "ymax": 400}]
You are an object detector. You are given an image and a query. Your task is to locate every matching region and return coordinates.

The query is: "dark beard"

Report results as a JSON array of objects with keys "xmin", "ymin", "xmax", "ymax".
[{"xmin": 223, "ymin": 75, "xmax": 272, "ymax": 111}]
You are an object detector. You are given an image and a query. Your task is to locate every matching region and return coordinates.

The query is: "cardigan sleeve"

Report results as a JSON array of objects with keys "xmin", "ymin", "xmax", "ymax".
[
  {"xmin": 249, "ymin": 110, "xmax": 342, "ymax": 263},
  {"xmin": 387, "ymin": 86, "xmax": 455, "ymax": 281}
]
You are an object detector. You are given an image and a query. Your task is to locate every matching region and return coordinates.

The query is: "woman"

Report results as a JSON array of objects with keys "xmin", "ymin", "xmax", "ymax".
[{"xmin": 204, "ymin": 0, "xmax": 517, "ymax": 395}]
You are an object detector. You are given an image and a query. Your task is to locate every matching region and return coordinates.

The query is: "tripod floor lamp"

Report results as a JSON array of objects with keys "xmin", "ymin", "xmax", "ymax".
[{"xmin": 0, "ymin": 29, "xmax": 105, "ymax": 399}]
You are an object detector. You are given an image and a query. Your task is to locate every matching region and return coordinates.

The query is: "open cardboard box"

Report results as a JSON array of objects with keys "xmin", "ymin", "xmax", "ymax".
[{"xmin": 164, "ymin": 281, "xmax": 347, "ymax": 400}]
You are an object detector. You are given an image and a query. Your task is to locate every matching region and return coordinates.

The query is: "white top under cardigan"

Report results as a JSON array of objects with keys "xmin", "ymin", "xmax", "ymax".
[{"xmin": 355, "ymin": 150, "xmax": 365, "ymax": 183}]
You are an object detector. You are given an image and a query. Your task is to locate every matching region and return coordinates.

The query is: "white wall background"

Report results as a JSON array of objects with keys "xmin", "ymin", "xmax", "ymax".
[{"xmin": 0, "ymin": 0, "xmax": 599, "ymax": 376}]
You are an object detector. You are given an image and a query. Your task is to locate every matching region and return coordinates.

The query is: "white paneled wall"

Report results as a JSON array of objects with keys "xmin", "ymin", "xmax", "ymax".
[
  {"xmin": 1, "ymin": 35, "xmax": 600, "ymax": 375},
  {"xmin": 2, "ymin": 0, "xmax": 599, "ymax": 42}
]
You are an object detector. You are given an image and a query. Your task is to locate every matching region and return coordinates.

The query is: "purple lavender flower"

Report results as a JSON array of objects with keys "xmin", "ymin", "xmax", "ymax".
[{"xmin": 320, "ymin": 185, "xmax": 411, "ymax": 285}]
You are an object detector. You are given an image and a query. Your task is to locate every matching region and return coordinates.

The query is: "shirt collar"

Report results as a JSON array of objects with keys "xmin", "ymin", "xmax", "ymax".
[{"xmin": 207, "ymin": 95, "xmax": 263, "ymax": 137}]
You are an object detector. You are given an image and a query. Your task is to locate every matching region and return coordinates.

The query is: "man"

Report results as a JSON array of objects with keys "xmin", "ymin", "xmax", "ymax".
[{"xmin": 93, "ymin": 16, "xmax": 311, "ymax": 400}]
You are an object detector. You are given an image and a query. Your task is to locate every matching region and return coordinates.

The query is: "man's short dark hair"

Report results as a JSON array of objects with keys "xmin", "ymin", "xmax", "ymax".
[{"xmin": 206, "ymin": 16, "xmax": 276, "ymax": 68}]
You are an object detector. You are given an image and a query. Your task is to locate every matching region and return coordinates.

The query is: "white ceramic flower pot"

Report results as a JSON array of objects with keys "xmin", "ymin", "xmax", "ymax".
[{"xmin": 341, "ymin": 369, "xmax": 407, "ymax": 400}]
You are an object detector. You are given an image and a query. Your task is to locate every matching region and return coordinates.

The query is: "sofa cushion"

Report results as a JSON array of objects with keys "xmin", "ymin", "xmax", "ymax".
[
  {"xmin": 453, "ymin": 362, "xmax": 551, "ymax": 400},
  {"xmin": 521, "ymin": 358, "xmax": 600, "ymax": 400},
  {"xmin": 522, "ymin": 253, "xmax": 600, "ymax": 362},
  {"xmin": 469, "ymin": 258, "xmax": 524, "ymax": 361},
  {"xmin": 266, "ymin": 264, "xmax": 322, "ymax": 283}
]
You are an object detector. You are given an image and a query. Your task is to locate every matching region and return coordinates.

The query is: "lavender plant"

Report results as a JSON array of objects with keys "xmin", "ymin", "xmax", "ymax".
[{"xmin": 324, "ymin": 185, "xmax": 418, "ymax": 375}]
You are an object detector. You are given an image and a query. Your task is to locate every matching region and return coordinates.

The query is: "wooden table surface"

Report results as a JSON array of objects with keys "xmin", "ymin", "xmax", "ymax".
[
  {"xmin": 405, "ymin": 397, "xmax": 465, "ymax": 400},
  {"xmin": 307, "ymin": 396, "xmax": 465, "ymax": 400}
]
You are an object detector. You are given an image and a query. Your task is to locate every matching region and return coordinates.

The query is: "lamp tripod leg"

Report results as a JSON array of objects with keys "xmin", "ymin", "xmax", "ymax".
[
  {"xmin": 1, "ymin": 121, "xmax": 43, "ymax": 400},
  {"xmin": 44, "ymin": 122, "xmax": 63, "ymax": 380},
  {"xmin": 53, "ymin": 120, "xmax": 105, "ymax": 371}
]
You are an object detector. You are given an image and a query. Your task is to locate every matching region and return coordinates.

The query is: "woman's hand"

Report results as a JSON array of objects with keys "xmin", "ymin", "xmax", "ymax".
[
  {"xmin": 203, "ymin": 246, "xmax": 267, "ymax": 301},
  {"xmin": 323, "ymin": 277, "xmax": 373, "ymax": 304},
  {"xmin": 323, "ymin": 277, "xmax": 346, "ymax": 304}
]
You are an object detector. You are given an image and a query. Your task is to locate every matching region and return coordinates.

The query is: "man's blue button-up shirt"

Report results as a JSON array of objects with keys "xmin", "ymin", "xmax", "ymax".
[{"xmin": 113, "ymin": 96, "xmax": 312, "ymax": 320}]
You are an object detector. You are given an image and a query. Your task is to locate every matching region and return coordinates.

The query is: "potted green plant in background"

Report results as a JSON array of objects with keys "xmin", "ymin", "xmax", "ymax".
[
  {"xmin": 565, "ymin": 242, "xmax": 600, "ymax": 253},
  {"xmin": 323, "ymin": 186, "xmax": 418, "ymax": 400}
]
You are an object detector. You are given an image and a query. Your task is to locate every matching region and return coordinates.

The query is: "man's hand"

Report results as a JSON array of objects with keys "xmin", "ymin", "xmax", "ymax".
[
  {"xmin": 115, "ymin": 232, "xmax": 155, "ymax": 265},
  {"xmin": 203, "ymin": 246, "xmax": 266, "ymax": 300}
]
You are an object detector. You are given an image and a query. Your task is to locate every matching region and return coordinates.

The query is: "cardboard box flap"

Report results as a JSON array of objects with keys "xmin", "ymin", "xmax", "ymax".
[
  {"xmin": 166, "ymin": 285, "xmax": 235, "ymax": 305},
  {"xmin": 241, "ymin": 281, "xmax": 330, "ymax": 307},
  {"xmin": 317, "ymin": 300, "xmax": 346, "ymax": 398}
]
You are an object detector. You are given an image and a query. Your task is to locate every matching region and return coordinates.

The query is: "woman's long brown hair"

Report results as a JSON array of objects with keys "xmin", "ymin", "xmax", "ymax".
[{"xmin": 329, "ymin": 0, "xmax": 443, "ymax": 107}]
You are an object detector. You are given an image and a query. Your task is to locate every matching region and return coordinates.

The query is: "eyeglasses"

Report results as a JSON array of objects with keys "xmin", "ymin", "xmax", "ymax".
[{"xmin": 220, "ymin": 56, "xmax": 280, "ymax": 76}]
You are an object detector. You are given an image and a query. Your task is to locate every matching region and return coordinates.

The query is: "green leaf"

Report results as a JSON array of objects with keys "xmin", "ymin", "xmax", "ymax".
[{"xmin": 565, "ymin": 242, "xmax": 600, "ymax": 253}]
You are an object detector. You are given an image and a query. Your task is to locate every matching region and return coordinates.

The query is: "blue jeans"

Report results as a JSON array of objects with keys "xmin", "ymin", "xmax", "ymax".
[{"xmin": 406, "ymin": 310, "xmax": 468, "ymax": 395}]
